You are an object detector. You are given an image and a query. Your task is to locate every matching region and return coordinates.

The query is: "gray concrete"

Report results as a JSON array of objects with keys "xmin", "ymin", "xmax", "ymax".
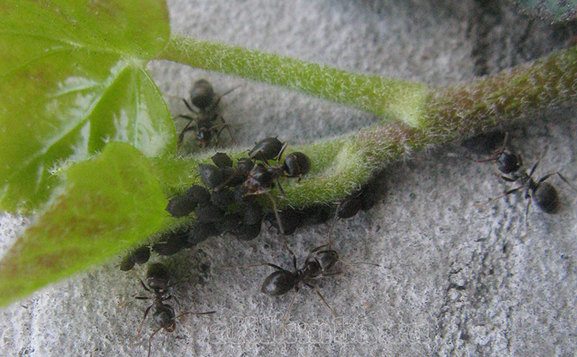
[{"xmin": 1, "ymin": 1, "xmax": 577, "ymax": 356}]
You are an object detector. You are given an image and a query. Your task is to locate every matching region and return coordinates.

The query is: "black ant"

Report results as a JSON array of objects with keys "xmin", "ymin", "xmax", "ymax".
[
  {"xmin": 260, "ymin": 239, "xmax": 380, "ymax": 322},
  {"xmin": 134, "ymin": 263, "xmax": 215, "ymax": 357},
  {"xmin": 260, "ymin": 243, "xmax": 340, "ymax": 321},
  {"xmin": 242, "ymin": 148, "xmax": 310, "ymax": 196},
  {"xmin": 176, "ymin": 79, "xmax": 236, "ymax": 147},
  {"xmin": 479, "ymin": 133, "xmax": 576, "ymax": 215}
]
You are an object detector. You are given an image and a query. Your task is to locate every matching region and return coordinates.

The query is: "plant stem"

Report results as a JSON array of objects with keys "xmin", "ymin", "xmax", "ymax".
[
  {"xmin": 158, "ymin": 35, "xmax": 430, "ymax": 127},
  {"xmin": 158, "ymin": 36, "xmax": 577, "ymax": 207}
]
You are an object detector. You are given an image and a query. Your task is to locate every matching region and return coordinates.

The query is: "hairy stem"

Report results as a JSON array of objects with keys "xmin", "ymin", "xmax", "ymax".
[
  {"xmin": 158, "ymin": 35, "xmax": 430, "ymax": 126},
  {"xmin": 158, "ymin": 37, "xmax": 577, "ymax": 208}
]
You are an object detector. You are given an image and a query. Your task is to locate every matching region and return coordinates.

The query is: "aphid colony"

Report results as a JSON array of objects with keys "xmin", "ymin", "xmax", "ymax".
[
  {"xmin": 122, "ymin": 131, "xmax": 378, "ymax": 354},
  {"xmin": 122, "ymin": 80, "xmax": 577, "ymax": 356},
  {"xmin": 119, "ymin": 79, "xmax": 383, "ymax": 354}
]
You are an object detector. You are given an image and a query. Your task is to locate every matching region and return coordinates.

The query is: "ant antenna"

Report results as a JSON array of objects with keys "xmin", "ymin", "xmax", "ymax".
[
  {"xmin": 280, "ymin": 293, "xmax": 299, "ymax": 327},
  {"xmin": 307, "ymin": 283, "xmax": 337, "ymax": 317}
]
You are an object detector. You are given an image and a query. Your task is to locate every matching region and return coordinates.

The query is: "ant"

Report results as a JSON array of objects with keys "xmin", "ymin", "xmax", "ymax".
[
  {"xmin": 134, "ymin": 263, "xmax": 215, "ymax": 357},
  {"xmin": 176, "ymin": 79, "xmax": 237, "ymax": 147},
  {"xmin": 479, "ymin": 133, "xmax": 576, "ymax": 215},
  {"xmin": 260, "ymin": 238, "xmax": 380, "ymax": 322},
  {"xmin": 243, "ymin": 151, "xmax": 310, "ymax": 235},
  {"xmin": 242, "ymin": 144, "xmax": 310, "ymax": 196},
  {"xmin": 260, "ymin": 242, "xmax": 340, "ymax": 322}
]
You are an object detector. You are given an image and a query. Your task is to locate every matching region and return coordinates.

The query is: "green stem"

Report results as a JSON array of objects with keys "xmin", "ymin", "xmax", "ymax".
[
  {"xmin": 158, "ymin": 35, "xmax": 430, "ymax": 126},
  {"xmin": 158, "ymin": 36, "xmax": 577, "ymax": 210}
]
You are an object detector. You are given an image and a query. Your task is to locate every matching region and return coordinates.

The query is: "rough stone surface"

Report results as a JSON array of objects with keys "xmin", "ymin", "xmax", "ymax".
[{"xmin": 1, "ymin": 1, "xmax": 577, "ymax": 356}]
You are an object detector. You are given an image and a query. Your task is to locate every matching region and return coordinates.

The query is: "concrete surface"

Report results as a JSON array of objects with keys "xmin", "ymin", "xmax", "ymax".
[{"xmin": 1, "ymin": 0, "xmax": 577, "ymax": 356}]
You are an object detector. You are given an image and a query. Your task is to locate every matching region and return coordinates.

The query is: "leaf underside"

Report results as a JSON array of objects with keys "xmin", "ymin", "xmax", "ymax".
[
  {"xmin": 0, "ymin": 142, "xmax": 169, "ymax": 307},
  {"xmin": 0, "ymin": 0, "xmax": 175, "ymax": 212}
]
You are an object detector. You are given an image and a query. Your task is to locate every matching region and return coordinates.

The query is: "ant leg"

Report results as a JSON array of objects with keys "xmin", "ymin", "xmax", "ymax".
[
  {"xmin": 281, "ymin": 292, "xmax": 299, "ymax": 326},
  {"xmin": 147, "ymin": 326, "xmax": 163, "ymax": 357},
  {"xmin": 275, "ymin": 179, "xmax": 286, "ymax": 197},
  {"xmin": 276, "ymin": 142, "xmax": 289, "ymax": 161},
  {"xmin": 524, "ymin": 197, "xmax": 532, "ymax": 229},
  {"xmin": 139, "ymin": 279, "xmax": 151, "ymax": 292},
  {"xmin": 136, "ymin": 304, "xmax": 154, "ymax": 337},
  {"xmin": 266, "ymin": 263, "xmax": 290, "ymax": 272},
  {"xmin": 305, "ymin": 283, "xmax": 337, "ymax": 317},
  {"xmin": 553, "ymin": 172, "xmax": 577, "ymax": 193},
  {"xmin": 501, "ymin": 176, "xmax": 516, "ymax": 183},
  {"xmin": 265, "ymin": 192, "xmax": 285, "ymax": 235},
  {"xmin": 217, "ymin": 115, "xmax": 237, "ymax": 145},
  {"xmin": 178, "ymin": 123, "xmax": 198, "ymax": 144},
  {"xmin": 182, "ymin": 99, "xmax": 199, "ymax": 113},
  {"xmin": 218, "ymin": 261, "xmax": 279, "ymax": 270},
  {"xmin": 475, "ymin": 186, "xmax": 524, "ymax": 208},
  {"xmin": 211, "ymin": 86, "xmax": 240, "ymax": 109},
  {"xmin": 528, "ymin": 160, "xmax": 540, "ymax": 177},
  {"xmin": 175, "ymin": 114, "xmax": 197, "ymax": 122},
  {"xmin": 282, "ymin": 242, "xmax": 298, "ymax": 271},
  {"xmin": 175, "ymin": 310, "xmax": 216, "ymax": 321}
]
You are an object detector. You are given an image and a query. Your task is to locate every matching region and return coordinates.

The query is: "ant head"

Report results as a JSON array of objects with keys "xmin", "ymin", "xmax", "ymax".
[
  {"xmin": 496, "ymin": 150, "xmax": 521, "ymax": 174},
  {"xmin": 196, "ymin": 128, "xmax": 212, "ymax": 147},
  {"xmin": 316, "ymin": 250, "xmax": 339, "ymax": 271}
]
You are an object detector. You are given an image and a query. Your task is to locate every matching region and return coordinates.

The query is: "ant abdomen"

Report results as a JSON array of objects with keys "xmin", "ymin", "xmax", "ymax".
[
  {"xmin": 261, "ymin": 270, "xmax": 297, "ymax": 296},
  {"xmin": 190, "ymin": 79, "xmax": 215, "ymax": 110},
  {"xmin": 533, "ymin": 182, "xmax": 560, "ymax": 213}
]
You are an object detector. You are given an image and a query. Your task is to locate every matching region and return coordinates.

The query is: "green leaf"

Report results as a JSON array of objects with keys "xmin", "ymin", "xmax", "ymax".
[
  {"xmin": 0, "ymin": 142, "xmax": 169, "ymax": 307},
  {"xmin": 515, "ymin": 0, "xmax": 577, "ymax": 22},
  {"xmin": 0, "ymin": 0, "xmax": 174, "ymax": 212}
]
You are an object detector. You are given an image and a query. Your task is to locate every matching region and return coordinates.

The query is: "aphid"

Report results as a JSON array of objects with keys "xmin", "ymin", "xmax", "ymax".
[
  {"xmin": 336, "ymin": 194, "xmax": 363, "ymax": 219},
  {"xmin": 198, "ymin": 164, "xmax": 226, "ymax": 189},
  {"xmin": 232, "ymin": 222, "xmax": 262, "ymax": 241},
  {"xmin": 152, "ymin": 235, "xmax": 187, "ymax": 256},
  {"xmin": 176, "ymin": 79, "xmax": 236, "ymax": 147},
  {"xmin": 264, "ymin": 208, "xmax": 305, "ymax": 235},
  {"xmin": 213, "ymin": 157, "xmax": 256, "ymax": 191},
  {"xmin": 249, "ymin": 137, "xmax": 286, "ymax": 162},
  {"xmin": 210, "ymin": 188, "xmax": 235, "ymax": 209},
  {"xmin": 194, "ymin": 202, "xmax": 225, "ymax": 223},
  {"xmin": 336, "ymin": 180, "xmax": 382, "ymax": 219},
  {"xmin": 165, "ymin": 185, "xmax": 211, "ymax": 218},
  {"xmin": 211, "ymin": 152, "xmax": 233, "ymax": 168},
  {"xmin": 135, "ymin": 263, "xmax": 215, "ymax": 357},
  {"xmin": 187, "ymin": 222, "xmax": 219, "ymax": 247},
  {"xmin": 120, "ymin": 246, "xmax": 151, "ymax": 271},
  {"xmin": 260, "ymin": 244, "xmax": 340, "ymax": 319},
  {"xmin": 462, "ymin": 131, "xmax": 506, "ymax": 155},
  {"xmin": 282, "ymin": 152, "xmax": 311, "ymax": 180},
  {"xmin": 242, "ymin": 200, "xmax": 264, "ymax": 226}
]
